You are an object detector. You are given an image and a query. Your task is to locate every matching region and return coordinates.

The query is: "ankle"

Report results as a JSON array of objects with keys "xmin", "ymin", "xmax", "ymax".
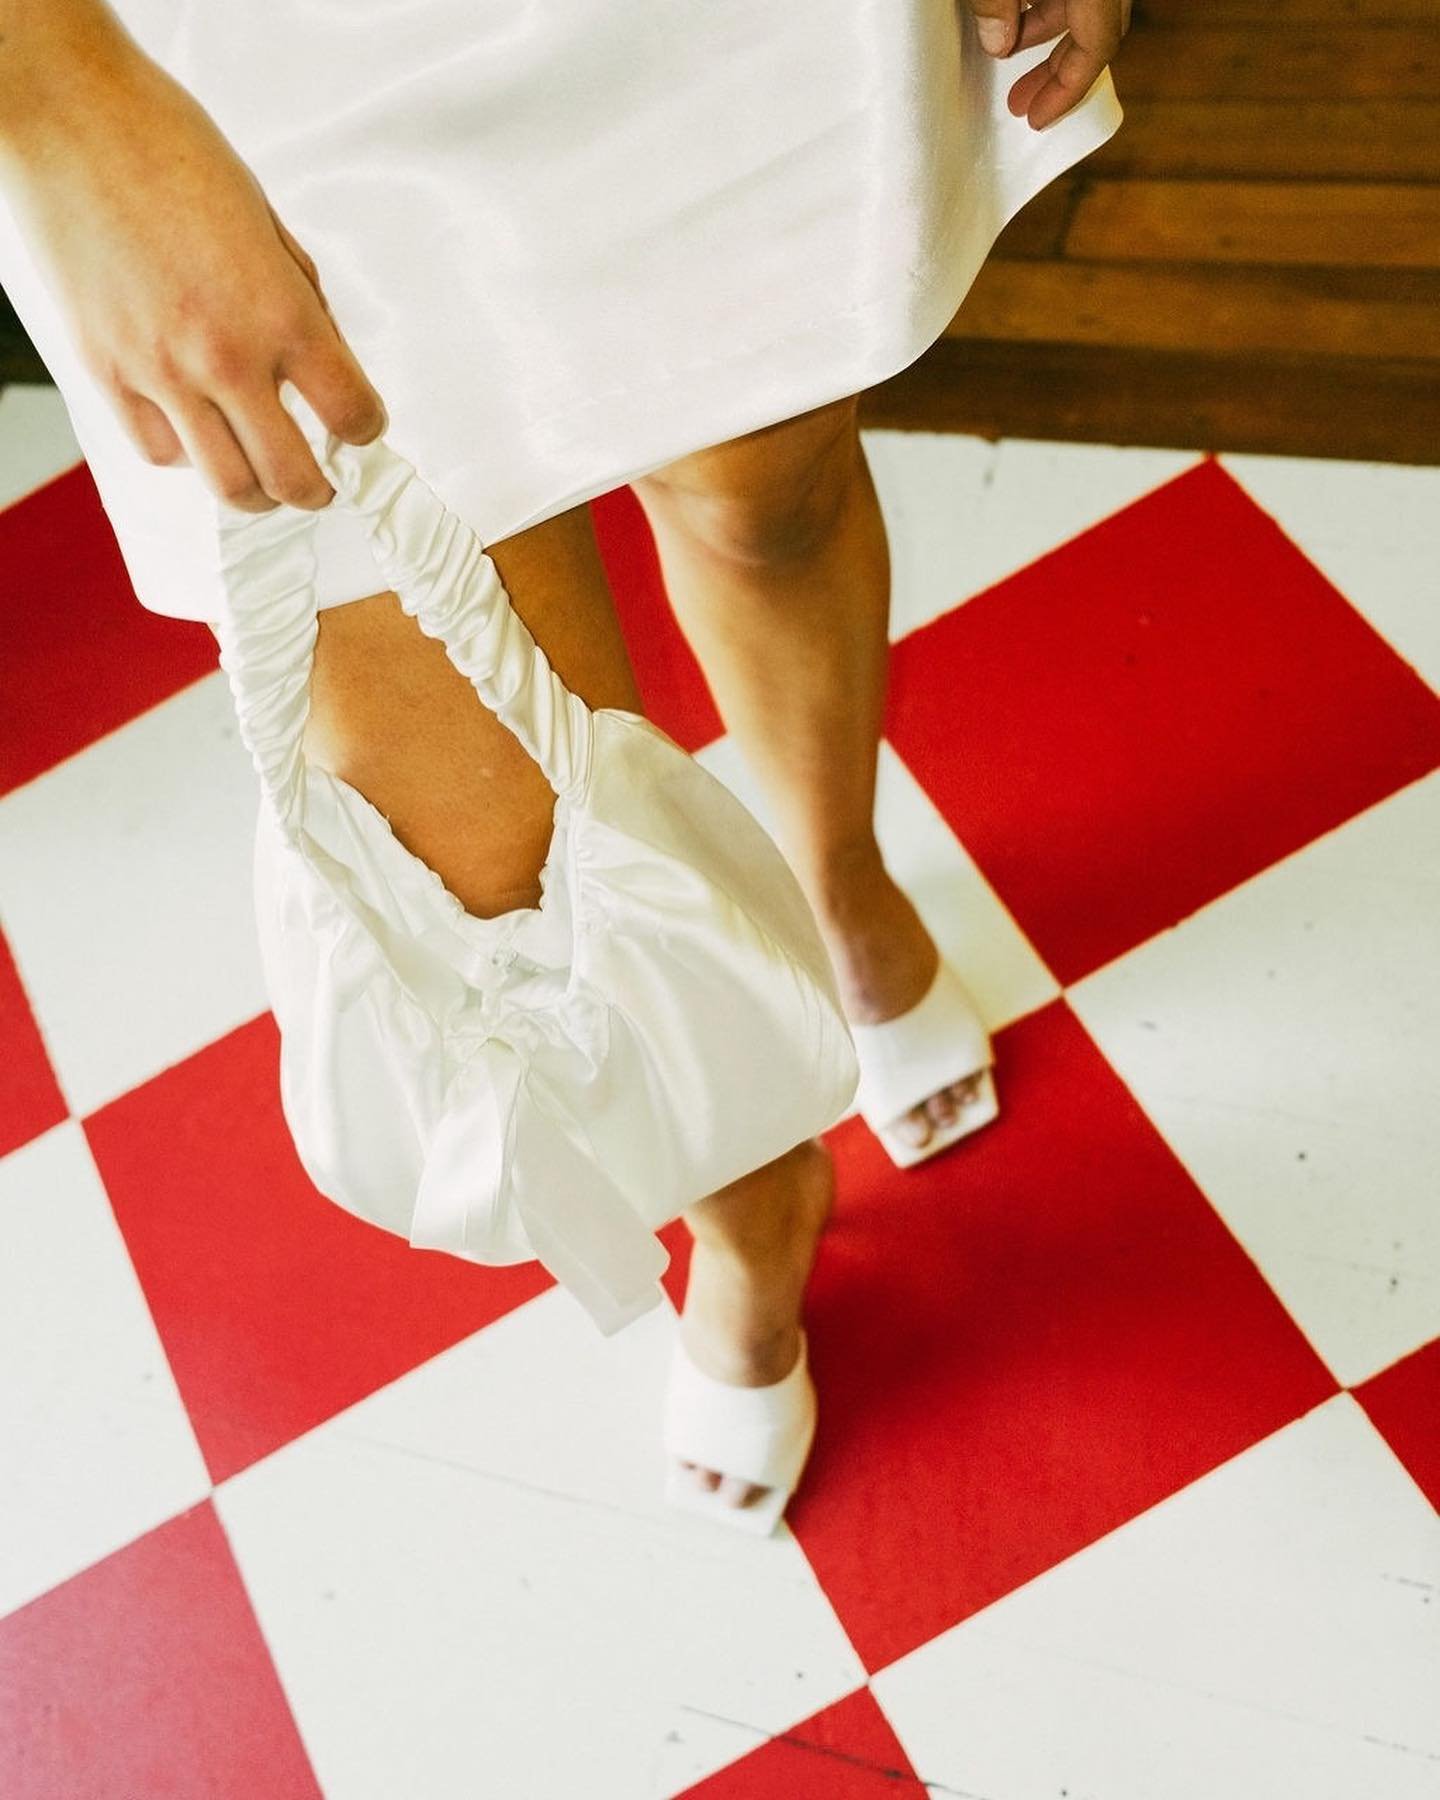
[
  {"xmin": 809, "ymin": 869, "xmax": 940, "ymax": 1022},
  {"xmin": 802, "ymin": 837, "xmax": 891, "ymax": 932}
]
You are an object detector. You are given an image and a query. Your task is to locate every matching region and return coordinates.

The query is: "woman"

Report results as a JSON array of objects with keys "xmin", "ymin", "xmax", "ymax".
[{"xmin": 0, "ymin": 0, "xmax": 1129, "ymax": 1528}]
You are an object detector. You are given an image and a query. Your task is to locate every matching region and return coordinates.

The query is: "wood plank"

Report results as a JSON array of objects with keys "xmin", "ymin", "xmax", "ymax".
[
  {"xmin": 1134, "ymin": 0, "xmax": 1435, "ymax": 24},
  {"xmin": 1112, "ymin": 26, "xmax": 1438, "ymax": 101},
  {"xmin": 858, "ymin": 338, "xmax": 1440, "ymax": 466},
  {"xmin": 946, "ymin": 260, "xmax": 1440, "ymax": 360},
  {"xmin": 992, "ymin": 175, "xmax": 1078, "ymax": 259},
  {"xmin": 1089, "ymin": 100, "xmax": 1440, "ymax": 181},
  {"xmin": 1064, "ymin": 179, "xmax": 1440, "ymax": 268}
]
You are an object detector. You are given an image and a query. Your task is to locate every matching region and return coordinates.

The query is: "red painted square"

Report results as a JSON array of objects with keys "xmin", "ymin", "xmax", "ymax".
[
  {"xmin": 0, "ymin": 1501, "xmax": 320, "ymax": 1800},
  {"xmin": 885, "ymin": 458, "xmax": 1440, "ymax": 985},
  {"xmin": 787, "ymin": 998, "xmax": 1339, "ymax": 1673},
  {"xmin": 83, "ymin": 1011, "xmax": 552, "ymax": 1483},
  {"xmin": 676, "ymin": 1685, "xmax": 927, "ymax": 1797},
  {"xmin": 591, "ymin": 486, "xmax": 725, "ymax": 752},
  {"xmin": 1352, "ymin": 1335, "xmax": 1440, "ymax": 1513},
  {"xmin": 0, "ymin": 927, "xmax": 66, "ymax": 1157},
  {"xmin": 0, "ymin": 464, "xmax": 218, "ymax": 797}
]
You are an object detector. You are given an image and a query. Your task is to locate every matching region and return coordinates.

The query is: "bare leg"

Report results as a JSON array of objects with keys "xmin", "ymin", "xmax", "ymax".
[
  {"xmin": 631, "ymin": 395, "xmax": 984, "ymax": 1151},
  {"xmin": 292, "ymin": 504, "xmax": 640, "ymax": 916},
  {"xmin": 209, "ymin": 500, "xmax": 831, "ymax": 1512},
  {"xmin": 622, "ymin": 396, "xmax": 994, "ymax": 1514},
  {"xmin": 676, "ymin": 1136, "xmax": 834, "ymax": 1507}
]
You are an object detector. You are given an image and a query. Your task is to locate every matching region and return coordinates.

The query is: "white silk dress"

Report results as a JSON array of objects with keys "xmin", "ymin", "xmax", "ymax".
[
  {"xmin": 0, "ymin": 3, "xmax": 1126, "ymax": 1328},
  {"xmin": 0, "ymin": 0, "xmax": 1123, "ymax": 623}
]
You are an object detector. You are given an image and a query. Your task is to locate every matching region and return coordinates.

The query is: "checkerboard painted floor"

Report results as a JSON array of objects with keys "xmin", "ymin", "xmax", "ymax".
[{"xmin": 2, "ymin": 384, "xmax": 1437, "ymax": 1799}]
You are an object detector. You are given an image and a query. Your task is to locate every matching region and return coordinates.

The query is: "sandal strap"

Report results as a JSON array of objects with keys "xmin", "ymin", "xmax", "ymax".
[
  {"xmin": 662, "ymin": 1330, "xmax": 816, "ymax": 1492},
  {"xmin": 849, "ymin": 957, "xmax": 992, "ymax": 1130}
]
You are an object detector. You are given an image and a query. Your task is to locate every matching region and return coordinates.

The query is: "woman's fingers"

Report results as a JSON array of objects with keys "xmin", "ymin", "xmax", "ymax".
[
  {"xmin": 6, "ymin": 44, "xmax": 392, "ymax": 514},
  {"xmin": 267, "ymin": 200, "xmax": 338, "ymax": 322},
  {"xmin": 111, "ymin": 386, "xmax": 186, "ymax": 468},
  {"xmin": 134, "ymin": 318, "xmax": 386, "ymax": 511},
  {"xmin": 969, "ymin": 0, "xmax": 1024, "ymax": 57},
  {"xmin": 1004, "ymin": 34, "xmax": 1095, "ymax": 129},
  {"xmin": 254, "ymin": 205, "xmax": 388, "ymax": 491},
  {"xmin": 279, "ymin": 318, "xmax": 389, "ymax": 451},
  {"xmin": 1011, "ymin": 0, "xmax": 1069, "ymax": 52},
  {"xmin": 267, "ymin": 202, "xmax": 322, "ymax": 289},
  {"xmin": 117, "ymin": 263, "xmax": 386, "ymax": 509},
  {"xmin": 221, "ymin": 377, "xmax": 340, "ymax": 510},
  {"xmin": 161, "ymin": 392, "xmax": 278, "ymax": 513},
  {"xmin": 1007, "ymin": 0, "xmax": 1128, "ymax": 129},
  {"xmin": 98, "ymin": 248, "xmax": 385, "ymax": 507},
  {"xmin": 265, "ymin": 200, "xmax": 389, "ymax": 447}
]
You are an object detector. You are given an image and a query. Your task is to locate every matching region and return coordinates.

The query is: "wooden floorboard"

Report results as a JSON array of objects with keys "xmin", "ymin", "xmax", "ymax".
[
  {"xmin": 887, "ymin": 0, "xmax": 1440, "ymax": 463},
  {"xmin": 1089, "ymin": 99, "xmax": 1440, "ymax": 181},
  {"xmin": 951, "ymin": 261, "xmax": 1440, "ymax": 361},
  {"xmin": 860, "ymin": 338, "xmax": 1440, "ymax": 466},
  {"xmin": 2, "ymin": 4, "xmax": 1435, "ymax": 463},
  {"xmin": 1115, "ymin": 26, "xmax": 1438, "ymax": 102},
  {"xmin": 1065, "ymin": 179, "xmax": 1440, "ymax": 268},
  {"xmin": 1135, "ymin": 0, "xmax": 1436, "ymax": 20}
]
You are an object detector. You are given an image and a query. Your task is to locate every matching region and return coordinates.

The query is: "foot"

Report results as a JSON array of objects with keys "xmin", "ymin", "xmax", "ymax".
[
  {"xmin": 676, "ymin": 1138, "xmax": 834, "ymax": 1513},
  {"xmin": 814, "ymin": 851, "xmax": 987, "ymax": 1153}
]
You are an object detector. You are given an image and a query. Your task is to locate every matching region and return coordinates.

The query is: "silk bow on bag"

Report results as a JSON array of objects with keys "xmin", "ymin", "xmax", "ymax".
[{"xmin": 211, "ymin": 422, "xmax": 860, "ymax": 1335}]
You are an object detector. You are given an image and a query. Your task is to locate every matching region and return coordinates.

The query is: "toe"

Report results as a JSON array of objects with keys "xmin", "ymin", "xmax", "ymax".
[
  {"xmin": 892, "ymin": 1075, "xmax": 991, "ymax": 1149},
  {"xmin": 926, "ymin": 1088, "xmax": 958, "ymax": 1128},
  {"xmin": 895, "ymin": 1106, "xmax": 932, "ymax": 1147},
  {"xmin": 716, "ymin": 1474, "xmax": 769, "ymax": 1509}
]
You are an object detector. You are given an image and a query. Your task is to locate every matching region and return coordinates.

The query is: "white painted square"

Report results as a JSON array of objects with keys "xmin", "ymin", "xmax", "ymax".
[
  {"xmin": 0, "ymin": 1122, "xmax": 210, "ymax": 1617},
  {"xmin": 1221, "ymin": 452, "xmax": 1440, "ymax": 696},
  {"xmin": 217, "ymin": 1287, "xmax": 866, "ymax": 1800},
  {"xmin": 0, "ymin": 671, "xmax": 268, "ymax": 1115},
  {"xmin": 873, "ymin": 1396, "xmax": 1440, "ymax": 1800},
  {"xmin": 864, "ymin": 429, "xmax": 1201, "ymax": 642},
  {"xmin": 0, "ymin": 385, "xmax": 82, "ymax": 510},
  {"xmin": 1069, "ymin": 772, "xmax": 1440, "ymax": 1388}
]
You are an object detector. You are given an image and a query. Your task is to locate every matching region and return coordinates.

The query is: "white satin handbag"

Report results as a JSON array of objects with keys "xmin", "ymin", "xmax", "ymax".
[{"xmin": 211, "ymin": 424, "xmax": 860, "ymax": 1336}]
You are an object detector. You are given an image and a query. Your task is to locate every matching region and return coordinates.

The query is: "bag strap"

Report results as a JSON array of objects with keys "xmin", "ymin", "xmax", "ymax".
[{"xmin": 211, "ymin": 428, "xmax": 596, "ymax": 840}]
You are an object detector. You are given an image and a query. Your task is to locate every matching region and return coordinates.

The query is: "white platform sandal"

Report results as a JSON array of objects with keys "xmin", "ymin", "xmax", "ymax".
[
  {"xmin": 661, "ymin": 1327, "xmax": 818, "ymax": 1537},
  {"xmin": 849, "ymin": 954, "xmax": 999, "ymax": 1169}
]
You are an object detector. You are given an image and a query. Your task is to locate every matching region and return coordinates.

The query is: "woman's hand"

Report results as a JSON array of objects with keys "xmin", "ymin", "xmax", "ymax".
[
  {"xmin": 968, "ymin": 0, "xmax": 1133, "ymax": 131},
  {"xmin": 0, "ymin": 21, "xmax": 386, "ymax": 512}
]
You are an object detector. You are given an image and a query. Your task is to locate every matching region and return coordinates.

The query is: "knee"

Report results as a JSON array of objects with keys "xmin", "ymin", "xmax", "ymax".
[
  {"xmin": 683, "ymin": 469, "xmax": 853, "ymax": 568},
  {"xmin": 633, "ymin": 398, "xmax": 862, "ymax": 569}
]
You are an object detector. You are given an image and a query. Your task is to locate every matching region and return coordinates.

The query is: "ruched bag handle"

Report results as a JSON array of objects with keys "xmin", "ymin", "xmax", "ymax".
[{"xmin": 210, "ymin": 426, "xmax": 596, "ymax": 842}]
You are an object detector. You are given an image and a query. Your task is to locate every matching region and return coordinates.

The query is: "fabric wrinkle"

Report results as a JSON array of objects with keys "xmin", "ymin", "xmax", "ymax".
[{"xmin": 212, "ymin": 427, "xmax": 860, "ymax": 1336}]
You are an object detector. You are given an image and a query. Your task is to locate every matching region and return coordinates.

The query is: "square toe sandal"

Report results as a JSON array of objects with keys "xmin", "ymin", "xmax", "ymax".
[
  {"xmin": 848, "ymin": 953, "xmax": 999, "ymax": 1170},
  {"xmin": 661, "ymin": 1328, "xmax": 818, "ymax": 1537}
]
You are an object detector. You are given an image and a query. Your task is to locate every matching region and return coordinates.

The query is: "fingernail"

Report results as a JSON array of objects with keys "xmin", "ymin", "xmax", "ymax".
[{"xmin": 977, "ymin": 15, "xmax": 1012, "ymax": 53}]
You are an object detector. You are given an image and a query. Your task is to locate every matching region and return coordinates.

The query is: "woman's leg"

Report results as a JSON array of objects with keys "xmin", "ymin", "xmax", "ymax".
[
  {"xmin": 288, "ymin": 506, "xmax": 636, "ymax": 916},
  {"xmin": 631, "ymin": 396, "xmax": 984, "ymax": 1152},
  {"xmin": 209, "ymin": 500, "xmax": 831, "ymax": 1511}
]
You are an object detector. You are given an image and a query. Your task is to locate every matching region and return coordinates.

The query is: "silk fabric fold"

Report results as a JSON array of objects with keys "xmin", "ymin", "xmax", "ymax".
[
  {"xmin": 219, "ymin": 420, "xmax": 860, "ymax": 1333},
  {"xmin": 0, "ymin": 0, "xmax": 1122, "ymax": 620}
]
